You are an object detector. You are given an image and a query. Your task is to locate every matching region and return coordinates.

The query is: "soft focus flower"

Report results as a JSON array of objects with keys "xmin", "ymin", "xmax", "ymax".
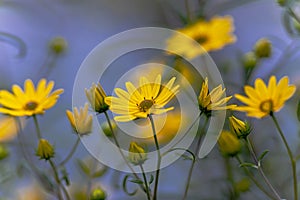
[
  {"xmin": 16, "ymin": 183, "xmax": 46, "ymax": 200},
  {"xmin": 235, "ymin": 76, "xmax": 296, "ymax": 118},
  {"xmin": 0, "ymin": 79, "xmax": 64, "ymax": 116},
  {"xmin": 105, "ymin": 74, "xmax": 179, "ymax": 122},
  {"xmin": 253, "ymin": 38, "xmax": 272, "ymax": 58},
  {"xmin": 36, "ymin": 139, "xmax": 55, "ymax": 160},
  {"xmin": 48, "ymin": 36, "xmax": 68, "ymax": 55},
  {"xmin": 218, "ymin": 130, "xmax": 241, "ymax": 157},
  {"xmin": 243, "ymin": 52, "xmax": 257, "ymax": 70},
  {"xmin": 66, "ymin": 103, "xmax": 93, "ymax": 136},
  {"xmin": 198, "ymin": 77, "xmax": 236, "ymax": 116},
  {"xmin": 229, "ymin": 116, "xmax": 251, "ymax": 139},
  {"xmin": 128, "ymin": 141, "xmax": 147, "ymax": 165},
  {"xmin": 166, "ymin": 15, "xmax": 236, "ymax": 59},
  {"xmin": 85, "ymin": 83, "xmax": 109, "ymax": 114},
  {"xmin": 90, "ymin": 187, "xmax": 107, "ymax": 200},
  {"xmin": 0, "ymin": 115, "xmax": 25, "ymax": 142}
]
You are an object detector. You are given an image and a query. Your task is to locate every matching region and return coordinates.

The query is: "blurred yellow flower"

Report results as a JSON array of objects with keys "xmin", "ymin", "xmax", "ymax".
[
  {"xmin": 198, "ymin": 77, "xmax": 236, "ymax": 116},
  {"xmin": 85, "ymin": 83, "xmax": 109, "ymax": 113},
  {"xmin": 235, "ymin": 76, "xmax": 296, "ymax": 118},
  {"xmin": 105, "ymin": 74, "xmax": 179, "ymax": 122},
  {"xmin": 166, "ymin": 15, "xmax": 236, "ymax": 59},
  {"xmin": 218, "ymin": 130, "xmax": 241, "ymax": 157},
  {"xmin": 0, "ymin": 116, "xmax": 25, "ymax": 142},
  {"xmin": 0, "ymin": 79, "xmax": 64, "ymax": 116},
  {"xmin": 128, "ymin": 141, "xmax": 147, "ymax": 165},
  {"xmin": 66, "ymin": 103, "xmax": 93, "ymax": 136}
]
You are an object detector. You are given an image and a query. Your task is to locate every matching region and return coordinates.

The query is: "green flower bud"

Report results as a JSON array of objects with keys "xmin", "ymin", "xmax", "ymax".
[
  {"xmin": 128, "ymin": 141, "xmax": 147, "ymax": 165},
  {"xmin": 85, "ymin": 83, "xmax": 109, "ymax": 114},
  {"xmin": 36, "ymin": 139, "xmax": 55, "ymax": 160},
  {"xmin": 90, "ymin": 187, "xmax": 106, "ymax": 200},
  {"xmin": 49, "ymin": 36, "xmax": 68, "ymax": 55},
  {"xmin": 234, "ymin": 178, "xmax": 251, "ymax": 193},
  {"xmin": 243, "ymin": 52, "xmax": 257, "ymax": 70},
  {"xmin": 0, "ymin": 145, "xmax": 9, "ymax": 160},
  {"xmin": 253, "ymin": 38, "xmax": 272, "ymax": 58},
  {"xmin": 229, "ymin": 116, "xmax": 251, "ymax": 139},
  {"xmin": 218, "ymin": 130, "xmax": 241, "ymax": 157}
]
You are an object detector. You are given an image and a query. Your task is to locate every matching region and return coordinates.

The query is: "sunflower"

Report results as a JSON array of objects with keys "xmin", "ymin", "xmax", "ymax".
[
  {"xmin": 0, "ymin": 79, "xmax": 64, "ymax": 117},
  {"xmin": 166, "ymin": 15, "xmax": 236, "ymax": 59},
  {"xmin": 198, "ymin": 77, "xmax": 236, "ymax": 116},
  {"xmin": 105, "ymin": 74, "xmax": 179, "ymax": 122},
  {"xmin": 235, "ymin": 76, "xmax": 296, "ymax": 118}
]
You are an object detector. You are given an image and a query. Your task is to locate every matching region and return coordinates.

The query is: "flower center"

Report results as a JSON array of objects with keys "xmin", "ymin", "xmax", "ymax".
[
  {"xmin": 196, "ymin": 35, "xmax": 208, "ymax": 44},
  {"xmin": 259, "ymin": 99, "xmax": 273, "ymax": 113},
  {"xmin": 24, "ymin": 101, "xmax": 38, "ymax": 111},
  {"xmin": 138, "ymin": 99, "xmax": 154, "ymax": 112}
]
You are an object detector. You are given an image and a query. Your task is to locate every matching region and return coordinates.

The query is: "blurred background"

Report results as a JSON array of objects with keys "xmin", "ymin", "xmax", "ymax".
[{"xmin": 1, "ymin": 0, "xmax": 300, "ymax": 199}]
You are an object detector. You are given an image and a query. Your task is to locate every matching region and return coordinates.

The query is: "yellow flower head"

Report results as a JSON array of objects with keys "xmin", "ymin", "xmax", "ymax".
[
  {"xmin": 85, "ymin": 83, "xmax": 109, "ymax": 113},
  {"xmin": 166, "ymin": 15, "xmax": 236, "ymax": 59},
  {"xmin": 229, "ymin": 116, "xmax": 251, "ymax": 139},
  {"xmin": 0, "ymin": 79, "xmax": 64, "ymax": 117},
  {"xmin": 128, "ymin": 141, "xmax": 147, "ymax": 165},
  {"xmin": 36, "ymin": 139, "xmax": 55, "ymax": 160},
  {"xmin": 235, "ymin": 76, "xmax": 296, "ymax": 118},
  {"xmin": 66, "ymin": 103, "xmax": 93, "ymax": 136},
  {"xmin": 198, "ymin": 78, "xmax": 236, "ymax": 116},
  {"xmin": 218, "ymin": 130, "xmax": 241, "ymax": 157},
  {"xmin": 105, "ymin": 74, "xmax": 179, "ymax": 122}
]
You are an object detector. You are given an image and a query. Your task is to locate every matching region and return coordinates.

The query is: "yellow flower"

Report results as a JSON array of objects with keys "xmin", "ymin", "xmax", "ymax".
[
  {"xmin": 198, "ymin": 77, "xmax": 236, "ymax": 116},
  {"xmin": 128, "ymin": 141, "xmax": 147, "ymax": 165},
  {"xmin": 229, "ymin": 116, "xmax": 251, "ymax": 139},
  {"xmin": 235, "ymin": 76, "xmax": 296, "ymax": 118},
  {"xmin": 85, "ymin": 83, "xmax": 109, "ymax": 113},
  {"xmin": 166, "ymin": 15, "xmax": 236, "ymax": 59},
  {"xmin": 0, "ymin": 116, "xmax": 25, "ymax": 142},
  {"xmin": 0, "ymin": 79, "xmax": 64, "ymax": 117},
  {"xmin": 36, "ymin": 139, "xmax": 55, "ymax": 160},
  {"xmin": 218, "ymin": 130, "xmax": 241, "ymax": 157},
  {"xmin": 66, "ymin": 103, "xmax": 93, "ymax": 136},
  {"xmin": 105, "ymin": 74, "xmax": 179, "ymax": 122}
]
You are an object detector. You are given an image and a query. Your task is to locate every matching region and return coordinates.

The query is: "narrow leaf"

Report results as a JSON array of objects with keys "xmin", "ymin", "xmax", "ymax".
[
  {"xmin": 258, "ymin": 150, "xmax": 269, "ymax": 162},
  {"xmin": 122, "ymin": 175, "xmax": 138, "ymax": 196},
  {"xmin": 149, "ymin": 174, "xmax": 154, "ymax": 185},
  {"xmin": 239, "ymin": 162, "xmax": 258, "ymax": 169},
  {"xmin": 129, "ymin": 179, "xmax": 144, "ymax": 185}
]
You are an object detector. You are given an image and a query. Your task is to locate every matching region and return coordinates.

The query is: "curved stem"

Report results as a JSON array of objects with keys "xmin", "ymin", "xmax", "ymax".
[
  {"xmin": 59, "ymin": 137, "xmax": 80, "ymax": 167},
  {"xmin": 149, "ymin": 115, "xmax": 161, "ymax": 200},
  {"xmin": 183, "ymin": 115, "xmax": 208, "ymax": 200},
  {"xmin": 271, "ymin": 113, "xmax": 297, "ymax": 200},
  {"xmin": 236, "ymin": 156, "xmax": 276, "ymax": 200},
  {"xmin": 33, "ymin": 115, "xmax": 42, "ymax": 139},
  {"xmin": 103, "ymin": 112, "xmax": 146, "ymax": 191},
  {"xmin": 140, "ymin": 164, "xmax": 151, "ymax": 200},
  {"xmin": 245, "ymin": 137, "xmax": 281, "ymax": 200}
]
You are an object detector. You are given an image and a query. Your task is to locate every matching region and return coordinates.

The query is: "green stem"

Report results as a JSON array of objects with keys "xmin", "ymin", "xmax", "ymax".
[
  {"xmin": 149, "ymin": 115, "xmax": 161, "ymax": 200},
  {"xmin": 59, "ymin": 137, "xmax": 80, "ymax": 167},
  {"xmin": 33, "ymin": 115, "xmax": 42, "ymax": 139},
  {"xmin": 236, "ymin": 156, "xmax": 276, "ymax": 200},
  {"xmin": 140, "ymin": 164, "xmax": 151, "ymax": 200},
  {"xmin": 182, "ymin": 115, "xmax": 208, "ymax": 200},
  {"xmin": 49, "ymin": 159, "xmax": 68, "ymax": 200},
  {"xmin": 184, "ymin": 0, "xmax": 191, "ymax": 22},
  {"xmin": 103, "ymin": 112, "xmax": 146, "ymax": 191},
  {"xmin": 271, "ymin": 113, "xmax": 298, "ymax": 200},
  {"xmin": 224, "ymin": 157, "xmax": 238, "ymax": 199},
  {"xmin": 245, "ymin": 137, "xmax": 281, "ymax": 200}
]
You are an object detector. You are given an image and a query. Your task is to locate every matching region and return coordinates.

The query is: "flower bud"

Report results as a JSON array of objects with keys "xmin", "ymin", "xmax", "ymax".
[
  {"xmin": 234, "ymin": 178, "xmax": 251, "ymax": 193},
  {"xmin": 229, "ymin": 116, "xmax": 251, "ymax": 139},
  {"xmin": 85, "ymin": 83, "xmax": 109, "ymax": 114},
  {"xmin": 218, "ymin": 130, "xmax": 241, "ymax": 157},
  {"xmin": 128, "ymin": 141, "xmax": 147, "ymax": 165},
  {"xmin": 36, "ymin": 139, "xmax": 55, "ymax": 160},
  {"xmin": 90, "ymin": 187, "xmax": 106, "ymax": 200},
  {"xmin": 253, "ymin": 38, "xmax": 272, "ymax": 58},
  {"xmin": 48, "ymin": 36, "xmax": 68, "ymax": 55},
  {"xmin": 0, "ymin": 144, "xmax": 9, "ymax": 160},
  {"xmin": 243, "ymin": 52, "xmax": 257, "ymax": 70}
]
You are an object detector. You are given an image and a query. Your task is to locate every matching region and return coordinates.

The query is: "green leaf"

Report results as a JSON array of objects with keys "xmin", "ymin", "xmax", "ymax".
[
  {"xmin": 61, "ymin": 168, "xmax": 70, "ymax": 186},
  {"xmin": 76, "ymin": 159, "xmax": 90, "ymax": 176},
  {"xmin": 149, "ymin": 174, "xmax": 154, "ymax": 185},
  {"xmin": 297, "ymin": 99, "xmax": 300, "ymax": 122},
  {"xmin": 122, "ymin": 175, "xmax": 138, "ymax": 196},
  {"xmin": 258, "ymin": 150, "xmax": 269, "ymax": 162},
  {"xmin": 239, "ymin": 162, "xmax": 258, "ymax": 169},
  {"xmin": 129, "ymin": 179, "xmax": 144, "ymax": 185}
]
